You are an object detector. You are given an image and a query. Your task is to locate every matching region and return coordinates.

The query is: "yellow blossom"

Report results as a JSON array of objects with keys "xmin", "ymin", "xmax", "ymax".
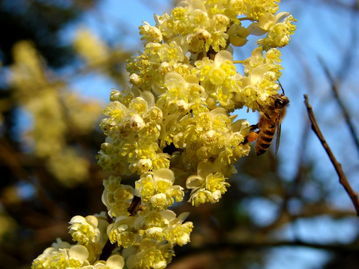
[
  {"xmin": 107, "ymin": 216, "xmax": 138, "ymax": 248},
  {"xmin": 74, "ymin": 28, "xmax": 109, "ymax": 65},
  {"xmin": 102, "ymin": 177, "xmax": 134, "ymax": 217},
  {"xmin": 124, "ymin": 239, "xmax": 174, "ymax": 269},
  {"xmin": 136, "ymin": 168, "xmax": 184, "ymax": 209},
  {"xmin": 187, "ymin": 162, "xmax": 230, "ymax": 206},
  {"xmin": 81, "ymin": 255, "xmax": 124, "ymax": 269},
  {"xmin": 32, "ymin": 240, "xmax": 90, "ymax": 269}
]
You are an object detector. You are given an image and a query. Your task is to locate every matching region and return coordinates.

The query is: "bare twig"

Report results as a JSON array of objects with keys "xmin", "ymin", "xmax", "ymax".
[
  {"xmin": 336, "ymin": 4, "xmax": 358, "ymax": 82},
  {"xmin": 304, "ymin": 94, "xmax": 359, "ymax": 216},
  {"xmin": 318, "ymin": 57, "xmax": 359, "ymax": 157},
  {"xmin": 305, "ymin": 0, "xmax": 359, "ymax": 10},
  {"xmin": 176, "ymin": 240, "xmax": 359, "ymax": 258},
  {"xmin": 100, "ymin": 195, "xmax": 142, "ymax": 261},
  {"xmin": 260, "ymin": 202, "xmax": 356, "ymax": 235},
  {"xmin": 128, "ymin": 196, "xmax": 142, "ymax": 216}
]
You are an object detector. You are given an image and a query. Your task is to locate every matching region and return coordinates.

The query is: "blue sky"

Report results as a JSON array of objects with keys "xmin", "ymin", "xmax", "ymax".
[{"xmin": 59, "ymin": 1, "xmax": 359, "ymax": 268}]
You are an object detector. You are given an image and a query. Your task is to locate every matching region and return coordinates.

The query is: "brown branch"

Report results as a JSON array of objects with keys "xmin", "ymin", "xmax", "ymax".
[
  {"xmin": 0, "ymin": 139, "xmax": 28, "ymax": 180},
  {"xmin": 318, "ymin": 57, "xmax": 359, "ymax": 157},
  {"xmin": 323, "ymin": 0, "xmax": 359, "ymax": 11},
  {"xmin": 176, "ymin": 240, "xmax": 359, "ymax": 259},
  {"xmin": 304, "ymin": 94, "xmax": 359, "ymax": 216},
  {"xmin": 294, "ymin": 204, "xmax": 355, "ymax": 219},
  {"xmin": 260, "ymin": 201, "xmax": 356, "ymax": 235},
  {"xmin": 128, "ymin": 195, "xmax": 142, "ymax": 216},
  {"xmin": 100, "ymin": 195, "xmax": 142, "ymax": 261}
]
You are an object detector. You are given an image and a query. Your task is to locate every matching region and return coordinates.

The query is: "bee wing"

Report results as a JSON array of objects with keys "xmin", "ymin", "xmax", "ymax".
[{"xmin": 274, "ymin": 123, "xmax": 282, "ymax": 156}]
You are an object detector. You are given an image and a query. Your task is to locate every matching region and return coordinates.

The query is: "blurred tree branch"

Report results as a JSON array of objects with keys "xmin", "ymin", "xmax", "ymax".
[
  {"xmin": 308, "ymin": 0, "xmax": 359, "ymax": 10},
  {"xmin": 318, "ymin": 57, "xmax": 359, "ymax": 157},
  {"xmin": 176, "ymin": 240, "xmax": 359, "ymax": 258}
]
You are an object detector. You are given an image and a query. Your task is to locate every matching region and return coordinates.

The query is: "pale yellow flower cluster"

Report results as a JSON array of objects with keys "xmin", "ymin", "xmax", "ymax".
[
  {"xmin": 74, "ymin": 28, "xmax": 130, "ymax": 86},
  {"xmin": 10, "ymin": 42, "xmax": 102, "ymax": 187},
  {"xmin": 32, "ymin": 238, "xmax": 124, "ymax": 269},
  {"xmin": 33, "ymin": 0, "xmax": 295, "ymax": 268},
  {"xmin": 74, "ymin": 29, "xmax": 110, "ymax": 65}
]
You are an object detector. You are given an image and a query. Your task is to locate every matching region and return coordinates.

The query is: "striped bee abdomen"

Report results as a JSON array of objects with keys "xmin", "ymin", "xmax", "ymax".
[{"xmin": 255, "ymin": 125, "xmax": 276, "ymax": 155}]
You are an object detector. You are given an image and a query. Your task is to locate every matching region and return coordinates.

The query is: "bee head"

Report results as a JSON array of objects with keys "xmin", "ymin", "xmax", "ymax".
[{"xmin": 274, "ymin": 95, "xmax": 289, "ymax": 108}]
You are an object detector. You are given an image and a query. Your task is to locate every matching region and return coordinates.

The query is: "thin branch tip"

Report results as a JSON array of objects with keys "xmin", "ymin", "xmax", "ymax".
[
  {"xmin": 317, "ymin": 57, "xmax": 359, "ymax": 156},
  {"xmin": 304, "ymin": 94, "xmax": 359, "ymax": 216}
]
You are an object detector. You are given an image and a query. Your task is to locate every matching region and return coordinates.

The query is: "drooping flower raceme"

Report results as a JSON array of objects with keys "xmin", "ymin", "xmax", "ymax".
[
  {"xmin": 33, "ymin": 1, "xmax": 295, "ymax": 268},
  {"xmin": 10, "ymin": 42, "xmax": 102, "ymax": 187}
]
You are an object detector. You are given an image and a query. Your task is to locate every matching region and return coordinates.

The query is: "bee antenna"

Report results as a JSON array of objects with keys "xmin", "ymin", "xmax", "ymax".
[{"xmin": 277, "ymin": 80, "xmax": 285, "ymax": 95}]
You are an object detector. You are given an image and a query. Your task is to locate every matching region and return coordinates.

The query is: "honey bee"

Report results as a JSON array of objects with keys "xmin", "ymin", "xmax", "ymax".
[{"xmin": 246, "ymin": 91, "xmax": 289, "ymax": 155}]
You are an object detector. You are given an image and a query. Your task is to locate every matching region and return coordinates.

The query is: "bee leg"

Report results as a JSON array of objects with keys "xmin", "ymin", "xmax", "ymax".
[
  {"xmin": 246, "ymin": 131, "xmax": 259, "ymax": 143},
  {"xmin": 242, "ymin": 129, "xmax": 259, "ymax": 144}
]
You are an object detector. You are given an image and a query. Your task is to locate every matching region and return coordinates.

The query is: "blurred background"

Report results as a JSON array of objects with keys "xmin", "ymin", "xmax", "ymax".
[{"xmin": 0, "ymin": 0, "xmax": 358, "ymax": 268}]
